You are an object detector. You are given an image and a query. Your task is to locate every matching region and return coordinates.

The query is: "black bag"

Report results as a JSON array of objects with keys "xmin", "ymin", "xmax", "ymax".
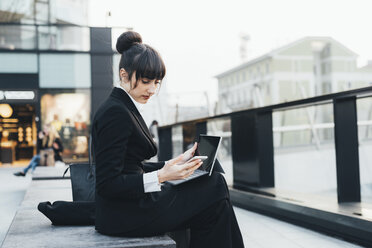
[{"xmin": 63, "ymin": 135, "xmax": 95, "ymax": 201}]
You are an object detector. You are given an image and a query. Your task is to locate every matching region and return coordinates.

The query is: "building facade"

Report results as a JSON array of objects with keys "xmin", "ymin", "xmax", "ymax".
[
  {"xmin": 0, "ymin": 0, "xmax": 127, "ymax": 165},
  {"xmin": 0, "ymin": 24, "xmax": 115, "ymax": 165}
]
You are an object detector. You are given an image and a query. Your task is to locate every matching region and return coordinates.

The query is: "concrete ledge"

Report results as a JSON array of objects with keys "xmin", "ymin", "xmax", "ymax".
[
  {"xmin": 19, "ymin": 180, "xmax": 72, "ymax": 210},
  {"xmin": 2, "ymin": 209, "xmax": 175, "ymax": 248},
  {"xmin": 2, "ymin": 179, "xmax": 176, "ymax": 248},
  {"xmin": 230, "ymin": 188, "xmax": 372, "ymax": 247}
]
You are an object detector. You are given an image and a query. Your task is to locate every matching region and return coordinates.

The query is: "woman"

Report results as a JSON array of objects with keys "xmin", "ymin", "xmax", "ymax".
[
  {"xmin": 14, "ymin": 124, "xmax": 63, "ymax": 176},
  {"xmin": 92, "ymin": 31, "xmax": 244, "ymax": 248}
]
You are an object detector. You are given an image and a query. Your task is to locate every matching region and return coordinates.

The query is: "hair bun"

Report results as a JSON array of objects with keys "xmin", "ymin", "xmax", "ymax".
[{"xmin": 116, "ymin": 31, "xmax": 142, "ymax": 54}]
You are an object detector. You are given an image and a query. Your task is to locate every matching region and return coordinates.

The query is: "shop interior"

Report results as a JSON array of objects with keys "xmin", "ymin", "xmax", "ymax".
[{"xmin": 0, "ymin": 103, "xmax": 36, "ymax": 166}]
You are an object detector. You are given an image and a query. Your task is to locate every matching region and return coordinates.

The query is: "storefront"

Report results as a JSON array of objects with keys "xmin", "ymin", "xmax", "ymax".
[
  {"xmin": 0, "ymin": 90, "xmax": 38, "ymax": 165},
  {"xmin": 0, "ymin": 88, "xmax": 92, "ymax": 164},
  {"xmin": 39, "ymin": 89, "xmax": 91, "ymax": 160}
]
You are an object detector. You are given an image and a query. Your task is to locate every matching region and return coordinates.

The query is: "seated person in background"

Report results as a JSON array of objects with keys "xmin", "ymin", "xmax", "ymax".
[
  {"xmin": 52, "ymin": 131, "xmax": 64, "ymax": 166},
  {"xmin": 14, "ymin": 124, "xmax": 63, "ymax": 176}
]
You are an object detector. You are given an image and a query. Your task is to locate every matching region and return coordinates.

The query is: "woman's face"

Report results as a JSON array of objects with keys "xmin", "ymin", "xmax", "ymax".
[{"xmin": 121, "ymin": 70, "xmax": 161, "ymax": 104}]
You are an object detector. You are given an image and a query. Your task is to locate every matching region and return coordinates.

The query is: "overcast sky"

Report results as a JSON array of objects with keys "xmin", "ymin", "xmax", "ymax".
[{"xmin": 89, "ymin": 0, "xmax": 372, "ymax": 105}]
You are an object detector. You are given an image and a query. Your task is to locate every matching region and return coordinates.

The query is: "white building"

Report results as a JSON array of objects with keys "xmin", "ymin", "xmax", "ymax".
[
  {"xmin": 215, "ymin": 37, "xmax": 372, "ymax": 146},
  {"xmin": 216, "ymin": 37, "xmax": 372, "ymax": 114}
]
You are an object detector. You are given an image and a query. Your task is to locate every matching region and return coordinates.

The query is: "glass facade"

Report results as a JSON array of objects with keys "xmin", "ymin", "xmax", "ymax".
[
  {"xmin": 0, "ymin": 53, "xmax": 38, "ymax": 73},
  {"xmin": 39, "ymin": 53, "xmax": 91, "ymax": 88},
  {"xmin": 38, "ymin": 26, "xmax": 90, "ymax": 51},
  {"xmin": 0, "ymin": 25, "xmax": 37, "ymax": 50}
]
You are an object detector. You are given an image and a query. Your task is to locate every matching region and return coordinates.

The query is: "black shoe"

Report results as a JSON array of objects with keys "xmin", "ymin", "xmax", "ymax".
[{"xmin": 13, "ymin": 172, "xmax": 26, "ymax": 177}]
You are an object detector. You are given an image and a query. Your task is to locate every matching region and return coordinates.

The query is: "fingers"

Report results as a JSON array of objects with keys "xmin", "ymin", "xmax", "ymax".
[
  {"xmin": 181, "ymin": 159, "xmax": 202, "ymax": 172},
  {"xmin": 190, "ymin": 142, "xmax": 198, "ymax": 155},
  {"xmin": 181, "ymin": 158, "xmax": 200, "ymax": 169},
  {"xmin": 182, "ymin": 161, "xmax": 203, "ymax": 178},
  {"xmin": 169, "ymin": 154, "xmax": 184, "ymax": 166}
]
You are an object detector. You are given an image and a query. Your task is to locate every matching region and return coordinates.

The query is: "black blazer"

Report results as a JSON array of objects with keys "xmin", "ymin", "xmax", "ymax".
[{"xmin": 92, "ymin": 87, "xmax": 175, "ymax": 235}]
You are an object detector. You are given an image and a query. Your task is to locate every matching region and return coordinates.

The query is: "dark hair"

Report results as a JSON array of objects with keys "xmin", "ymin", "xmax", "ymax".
[{"xmin": 116, "ymin": 31, "xmax": 166, "ymax": 89}]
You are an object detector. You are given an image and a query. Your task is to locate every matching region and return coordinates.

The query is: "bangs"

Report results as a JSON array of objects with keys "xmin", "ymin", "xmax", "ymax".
[{"xmin": 134, "ymin": 47, "xmax": 166, "ymax": 81}]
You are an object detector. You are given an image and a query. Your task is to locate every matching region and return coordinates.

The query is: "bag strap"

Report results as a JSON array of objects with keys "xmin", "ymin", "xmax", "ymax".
[
  {"xmin": 63, "ymin": 134, "xmax": 94, "ymax": 178},
  {"xmin": 63, "ymin": 166, "xmax": 69, "ymax": 178}
]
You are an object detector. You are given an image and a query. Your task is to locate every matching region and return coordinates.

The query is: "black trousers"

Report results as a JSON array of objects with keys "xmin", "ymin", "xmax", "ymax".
[
  {"xmin": 120, "ymin": 174, "xmax": 244, "ymax": 248},
  {"xmin": 122, "ymin": 198, "xmax": 244, "ymax": 248}
]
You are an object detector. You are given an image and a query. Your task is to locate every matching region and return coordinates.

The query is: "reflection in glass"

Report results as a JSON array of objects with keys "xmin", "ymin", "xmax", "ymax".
[
  {"xmin": 38, "ymin": 26, "xmax": 90, "ymax": 51},
  {"xmin": 207, "ymin": 118, "xmax": 233, "ymax": 185},
  {"xmin": 40, "ymin": 91, "xmax": 90, "ymax": 161},
  {"xmin": 0, "ymin": 25, "xmax": 36, "ymax": 50},
  {"xmin": 182, "ymin": 123, "xmax": 196, "ymax": 152},
  {"xmin": 273, "ymin": 104, "xmax": 337, "ymax": 202},
  {"xmin": 171, "ymin": 125, "xmax": 183, "ymax": 158}
]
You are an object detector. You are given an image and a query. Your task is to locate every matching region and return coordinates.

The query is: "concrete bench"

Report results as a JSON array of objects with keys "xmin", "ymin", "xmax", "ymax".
[{"xmin": 2, "ymin": 180, "xmax": 176, "ymax": 248}]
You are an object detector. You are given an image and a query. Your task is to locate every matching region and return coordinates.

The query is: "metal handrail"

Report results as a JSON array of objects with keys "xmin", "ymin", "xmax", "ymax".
[{"xmin": 159, "ymin": 86, "xmax": 372, "ymax": 129}]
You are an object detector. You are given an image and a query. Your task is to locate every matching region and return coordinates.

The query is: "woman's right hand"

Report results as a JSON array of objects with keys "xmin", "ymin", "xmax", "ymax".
[{"xmin": 157, "ymin": 155, "xmax": 203, "ymax": 183}]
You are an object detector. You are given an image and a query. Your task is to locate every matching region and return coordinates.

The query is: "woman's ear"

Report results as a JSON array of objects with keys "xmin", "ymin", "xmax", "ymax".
[{"xmin": 119, "ymin": 68, "xmax": 128, "ymax": 82}]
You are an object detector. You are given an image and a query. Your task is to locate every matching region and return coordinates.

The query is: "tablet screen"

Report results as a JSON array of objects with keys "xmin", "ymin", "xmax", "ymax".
[{"xmin": 195, "ymin": 135, "xmax": 221, "ymax": 172}]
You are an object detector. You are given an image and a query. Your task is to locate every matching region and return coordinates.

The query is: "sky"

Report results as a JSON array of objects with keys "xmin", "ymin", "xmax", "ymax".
[{"xmin": 89, "ymin": 0, "xmax": 372, "ymax": 106}]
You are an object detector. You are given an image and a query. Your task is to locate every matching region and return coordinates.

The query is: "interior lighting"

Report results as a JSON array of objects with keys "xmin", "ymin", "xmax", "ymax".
[{"xmin": 0, "ymin": 104, "xmax": 13, "ymax": 118}]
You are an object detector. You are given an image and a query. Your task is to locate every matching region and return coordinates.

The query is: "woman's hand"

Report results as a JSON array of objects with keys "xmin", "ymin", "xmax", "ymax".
[
  {"xmin": 167, "ymin": 142, "xmax": 198, "ymax": 166},
  {"xmin": 157, "ymin": 154, "xmax": 203, "ymax": 183}
]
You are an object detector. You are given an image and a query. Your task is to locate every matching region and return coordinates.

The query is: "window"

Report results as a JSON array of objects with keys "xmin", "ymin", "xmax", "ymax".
[
  {"xmin": 0, "ymin": 53, "xmax": 37, "ymax": 73},
  {"xmin": 39, "ymin": 54, "xmax": 91, "ymax": 88}
]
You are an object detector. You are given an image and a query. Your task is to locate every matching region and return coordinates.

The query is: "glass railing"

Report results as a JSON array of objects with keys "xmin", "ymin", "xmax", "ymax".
[
  {"xmin": 273, "ymin": 104, "xmax": 337, "ymax": 201},
  {"xmin": 158, "ymin": 86, "xmax": 372, "ymax": 206},
  {"xmin": 357, "ymin": 98, "xmax": 372, "ymax": 204}
]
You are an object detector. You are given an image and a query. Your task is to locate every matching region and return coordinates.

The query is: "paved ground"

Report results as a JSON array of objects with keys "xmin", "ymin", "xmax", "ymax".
[
  {"xmin": 0, "ymin": 168, "xmax": 31, "ymax": 245},
  {"xmin": 234, "ymin": 207, "xmax": 362, "ymax": 248},
  {"xmin": 0, "ymin": 167, "xmax": 364, "ymax": 248}
]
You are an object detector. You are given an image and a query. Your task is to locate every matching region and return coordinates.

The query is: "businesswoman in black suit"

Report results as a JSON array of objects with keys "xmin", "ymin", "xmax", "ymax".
[{"xmin": 92, "ymin": 31, "xmax": 244, "ymax": 248}]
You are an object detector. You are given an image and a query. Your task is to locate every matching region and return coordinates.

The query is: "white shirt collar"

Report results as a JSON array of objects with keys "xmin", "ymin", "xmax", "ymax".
[{"xmin": 115, "ymin": 85, "xmax": 144, "ymax": 112}]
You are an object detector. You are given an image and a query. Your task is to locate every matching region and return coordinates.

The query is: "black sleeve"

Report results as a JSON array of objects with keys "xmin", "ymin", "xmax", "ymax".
[
  {"xmin": 142, "ymin": 161, "xmax": 165, "ymax": 173},
  {"xmin": 94, "ymin": 106, "xmax": 145, "ymax": 200},
  {"xmin": 37, "ymin": 137, "xmax": 43, "ymax": 151}
]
